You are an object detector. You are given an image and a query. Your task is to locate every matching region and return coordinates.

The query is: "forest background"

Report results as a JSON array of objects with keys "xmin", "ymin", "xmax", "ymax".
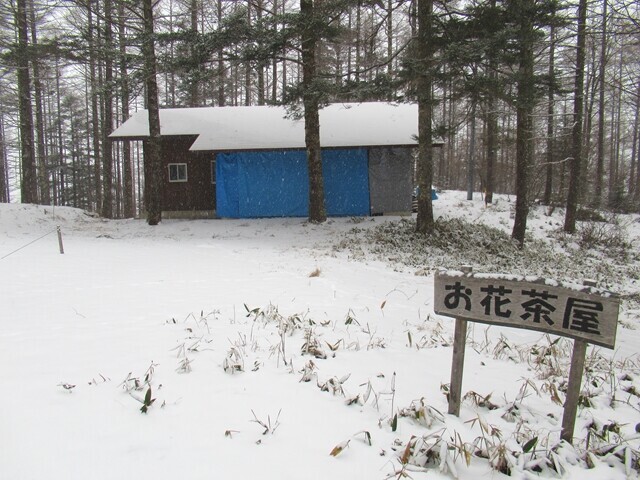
[{"xmin": 0, "ymin": 0, "xmax": 638, "ymax": 237}]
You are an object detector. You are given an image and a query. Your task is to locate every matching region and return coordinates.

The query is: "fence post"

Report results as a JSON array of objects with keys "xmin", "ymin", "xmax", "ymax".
[{"xmin": 57, "ymin": 226, "xmax": 64, "ymax": 254}]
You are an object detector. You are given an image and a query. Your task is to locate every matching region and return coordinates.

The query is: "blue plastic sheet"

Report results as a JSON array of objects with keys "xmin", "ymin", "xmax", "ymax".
[{"xmin": 216, "ymin": 149, "xmax": 370, "ymax": 218}]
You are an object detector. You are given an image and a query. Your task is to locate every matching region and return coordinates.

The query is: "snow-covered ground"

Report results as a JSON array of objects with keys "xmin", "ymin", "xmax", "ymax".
[{"xmin": 1, "ymin": 192, "xmax": 638, "ymax": 480}]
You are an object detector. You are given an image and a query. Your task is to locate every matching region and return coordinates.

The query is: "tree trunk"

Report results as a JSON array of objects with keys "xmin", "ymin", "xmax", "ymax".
[
  {"xmin": 217, "ymin": 0, "xmax": 226, "ymax": 106},
  {"xmin": 415, "ymin": 0, "xmax": 435, "ymax": 234},
  {"xmin": 485, "ymin": 14, "xmax": 498, "ymax": 206},
  {"xmin": 16, "ymin": 0, "xmax": 38, "ymax": 204},
  {"xmin": 387, "ymin": 0, "xmax": 393, "ymax": 81},
  {"xmin": 102, "ymin": 0, "xmax": 114, "ymax": 218},
  {"xmin": 608, "ymin": 52, "xmax": 623, "ymax": 208},
  {"xmin": 142, "ymin": 0, "xmax": 163, "ymax": 225},
  {"xmin": 55, "ymin": 60, "xmax": 66, "ymax": 206},
  {"xmin": 301, "ymin": 0, "xmax": 326, "ymax": 223},
  {"xmin": 29, "ymin": 0, "xmax": 50, "ymax": 205},
  {"xmin": 88, "ymin": 0, "xmax": 102, "ymax": 212},
  {"xmin": 189, "ymin": 0, "xmax": 200, "ymax": 107},
  {"xmin": 594, "ymin": 0, "xmax": 607, "ymax": 206},
  {"xmin": 564, "ymin": 0, "xmax": 587, "ymax": 233},
  {"xmin": 467, "ymin": 99, "xmax": 476, "ymax": 200},
  {"xmin": 0, "ymin": 112, "xmax": 9, "ymax": 202},
  {"xmin": 245, "ymin": 1, "xmax": 252, "ymax": 106},
  {"xmin": 629, "ymin": 78, "xmax": 640, "ymax": 202},
  {"xmin": 119, "ymin": 1, "xmax": 135, "ymax": 218},
  {"xmin": 543, "ymin": 20, "xmax": 555, "ymax": 205},
  {"xmin": 271, "ymin": 0, "xmax": 279, "ymax": 103},
  {"xmin": 511, "ymin": 0, "xmax": 535, "ymax": 247},
  {"xmin": 256, "ymin": 0, "xmax": 265, "ymax": 106}
]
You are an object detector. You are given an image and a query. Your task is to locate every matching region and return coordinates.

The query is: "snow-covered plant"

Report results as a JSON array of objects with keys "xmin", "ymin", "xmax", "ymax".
[
  {"xmin": 584, "ymin": 418, "xmax": 640, "ymax": 473},
  {"xmin": 301, "ymin": 327, "xmax": 327, "ymax": 359},
  {"xmin": 412, "ymin": 321, "xmax": 451, "ymax": 350},
  {"xmin": 250, "ymin": 409, "xmax": 281, "ymax": 435},
  {"xmin": 299, "ymin": 360, "xmax": 317, "ymax": 383},
  {"xmin": 223, "ymin": 346, "xmax": 244, "ymax": 374},
  {"xmin": 399, "ymin": 398, "xmax": 445, "ymax": 428},
  {"xmin": 577, "ymin": 214, "xmax": 632, "ymax": 258},
  {"xmin": 139, "ymin": 387, "xmax": 155, "ymax": 414},
  {"xmin": 467, "ymin": 415, "xmax": 516, "ymax": 475},
  {"xmin": 183, "ymin": 309, "xmax": 218, "ymax": 335},
  {"xmin": 176, "ymin": 356, "xmax": 193, "ymax": 374},
  {"xmin": 318, "ymin": 373, "xmax": 350, "ymax": 396},
  {"xmin": 463, "ymin": 391, "xmax": 498, "ymax": 410},
  {"xmin": 329, "ymin": 439, "xmax": 350, "ymax": 457},
  {"xmin": 397, "ymin": 430, "xmax": 466, "ymax": 479},
  {"xmin": 345, "ymin": 379, "xmax": 380, "ymax": 409},
  {"xmin": 119, "ymin": 361, "xmax": 157, "ymax": 392},
  {"xmin": 527, "ymin": 336, "xmax": 570, "ymax": 379},
  {"xmin": 244, "ymin": 303, "xmax": 266, "ymax": 342},
  {"xmin": 270, "ymin": 310, "xmax": 305, "ymax": 367},
  {"xmin": 363, "ymin": 324, "xmax": 387, "ymax": 350},
  {"xmin": 344, "ymin": 308, "xmax": 360, "ymax": 326}
]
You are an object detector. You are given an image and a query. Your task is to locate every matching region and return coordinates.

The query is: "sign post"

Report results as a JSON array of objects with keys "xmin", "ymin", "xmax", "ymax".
[
  {"xmin": 448, "ymin": 317, "xmax": 467, "ymax": 416},
  {"xmin": 434, "ymin": 270, "xmax": 619, "ymax": 444}
]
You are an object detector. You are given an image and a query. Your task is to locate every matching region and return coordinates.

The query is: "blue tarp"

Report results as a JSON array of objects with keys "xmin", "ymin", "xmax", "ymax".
[{"xmin": 216, "ymin": 149, "xmax": 370, "ymax": 218}]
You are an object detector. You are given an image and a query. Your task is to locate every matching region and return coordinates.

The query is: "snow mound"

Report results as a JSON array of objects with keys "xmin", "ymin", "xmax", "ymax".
[{"xmin": 0, "ymin": 203, "xmax": 101, "ymax": 237}]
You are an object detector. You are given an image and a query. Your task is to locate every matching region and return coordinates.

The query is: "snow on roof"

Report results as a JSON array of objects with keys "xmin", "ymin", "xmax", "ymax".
[{"xmin": 109, "ymin": 102, "xmax": 425, "ymax": 151}]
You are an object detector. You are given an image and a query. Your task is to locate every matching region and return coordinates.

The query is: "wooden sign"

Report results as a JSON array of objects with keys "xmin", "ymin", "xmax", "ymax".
[
  {"xmin": 434, "ymin": 269, "xmax": 620, "ymax": 445},
  {"xmin": 434, "ymin": 271, "xmax": 619, "ymax": 349}
]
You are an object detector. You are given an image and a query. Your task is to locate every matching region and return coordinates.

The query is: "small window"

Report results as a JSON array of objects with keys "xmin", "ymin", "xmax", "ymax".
[
  {"xmin": 211, "ymin": 159, "xmax": 216, "ymax": 185},
  {"xmin": 168, "ymin": 163, "xmax": 187, "ymax": 182}
]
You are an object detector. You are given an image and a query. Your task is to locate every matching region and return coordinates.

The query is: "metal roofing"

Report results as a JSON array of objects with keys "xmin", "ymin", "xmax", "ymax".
[{"xmin": 110, "ymin": 102, "xmax": 426, "ymax": 151}]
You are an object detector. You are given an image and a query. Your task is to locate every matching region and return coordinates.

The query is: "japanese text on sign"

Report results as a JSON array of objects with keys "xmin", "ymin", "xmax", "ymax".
[{"xmin": 434, "ymin": 272, "xmax": 619, "ymax": 349}]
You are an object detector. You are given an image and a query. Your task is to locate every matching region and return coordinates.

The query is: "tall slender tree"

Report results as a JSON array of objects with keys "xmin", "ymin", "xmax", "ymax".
[
  {"xmin": 88, "ymin": 0, "xmax": 102, "ymax": 212},
  {"xmin": 415, "ymin": 0, "xmax": 435, "ymax": 233},
  {"xmin": 301, "ymin": 0, "xmax": 326, "ymax": 223},
  {"xmin": 543, "ymin": 18, "xmax": 556, "ymax": 206},
  {"xmin": 564, "ymin": 0, "xmax": 588, "ymax": 233},
  {"xmin": 29, "ymin": 0, "xmax": 50, "ymax": 205},
  {"xmin": 0, "ymin": 111, "xmax": 8, "ymax": 203},
  {"xmin": 119, "ymin": 0, "xmax": 135, "ymax": 218},
  {"xmin": 511, "ymin": 0, "xmax": 536, "ymax": 247},
  {"xmin": 102, "ymin": 0, "xmax": 114, "ymax": 218},
  {"xmin": 16, "ymin": 0, "xmax": 38, "ymax": 204},
  {"xmin": 594, "ymin": 0, "xmax": 608, "ymax": 206},
  {"xmin": 142, "ymin": 0, "xmax": 163, "ymax": 225}
]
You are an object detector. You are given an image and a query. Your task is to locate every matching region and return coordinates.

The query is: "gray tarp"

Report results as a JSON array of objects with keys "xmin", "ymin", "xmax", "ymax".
[{"xmin": 368, "ymin": 147, "xmax": 414, "ymax": 215}]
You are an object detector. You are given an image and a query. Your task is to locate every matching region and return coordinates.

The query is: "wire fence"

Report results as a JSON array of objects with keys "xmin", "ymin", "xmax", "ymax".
[{"xmin": 0, "ymin": 228, "xmax": 61, "ymax": 261}]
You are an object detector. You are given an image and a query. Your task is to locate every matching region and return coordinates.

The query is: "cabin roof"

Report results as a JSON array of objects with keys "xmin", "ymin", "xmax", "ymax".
[{"xmin": 110, "ymin": 102, "xmax": 440, "ymax": 151}]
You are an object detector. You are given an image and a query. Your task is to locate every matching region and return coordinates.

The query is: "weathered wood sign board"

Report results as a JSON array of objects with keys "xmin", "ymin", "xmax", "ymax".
[
  {"xmin": 434, "ymin": 269, "xmax": 620, "ymax": 444},
  {"xmin": 434, "ymin": 271, "xmax": 619, "ymax": 349}
]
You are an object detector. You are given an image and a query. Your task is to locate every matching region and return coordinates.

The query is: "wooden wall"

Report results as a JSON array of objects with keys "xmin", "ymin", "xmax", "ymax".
[{"xmin": 160, "ymin": 136, "xmax": 216, "ymax": 215}]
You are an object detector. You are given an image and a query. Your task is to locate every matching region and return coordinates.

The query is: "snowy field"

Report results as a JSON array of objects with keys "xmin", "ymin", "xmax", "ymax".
[{"xmin": 1, "ymin": 191, "xmax": 639, "ymax": 480}]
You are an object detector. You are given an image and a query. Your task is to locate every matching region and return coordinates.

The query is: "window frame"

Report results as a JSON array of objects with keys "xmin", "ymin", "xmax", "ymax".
[{"xmin": 168, "ymin": 163, "xmax": 188, "ymax": 183}]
